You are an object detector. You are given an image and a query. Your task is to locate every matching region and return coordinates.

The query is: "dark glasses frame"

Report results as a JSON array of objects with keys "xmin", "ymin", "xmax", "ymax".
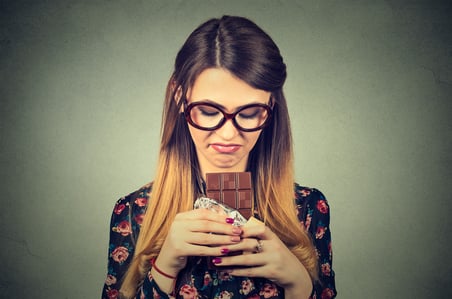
[{"xmin": 183, "ymin": 100, "xmax": 273, "ymax": 132}]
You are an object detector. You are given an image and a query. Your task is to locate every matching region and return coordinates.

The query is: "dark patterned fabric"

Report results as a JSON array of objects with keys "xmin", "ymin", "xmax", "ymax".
[{"xmin": 101, "ymin": 183, "xmax": 336, "ymax": 299}]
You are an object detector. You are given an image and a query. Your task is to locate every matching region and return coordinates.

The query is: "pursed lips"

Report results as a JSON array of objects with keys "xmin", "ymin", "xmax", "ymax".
[{"xmin": 210, "ymin": 143, "xmax": 241, "ymax": 153}]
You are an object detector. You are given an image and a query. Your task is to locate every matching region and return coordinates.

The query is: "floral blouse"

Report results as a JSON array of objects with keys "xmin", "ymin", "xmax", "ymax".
[{"xmin": 101, "ymin": 183, "xmax": 337, "ymax": 299}]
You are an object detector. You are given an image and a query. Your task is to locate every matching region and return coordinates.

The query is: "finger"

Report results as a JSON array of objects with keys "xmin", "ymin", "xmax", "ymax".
[
  {"xmin": 213, "ymin": 246, "xmax": 268, "ymax": 267},
  {"xmin": 241, "ymin": 223, "xmax": 273, "ymax": 240},
  {"xmin": 176, "ymin": 209, "xmax": 236, "ymax": 224},
  {"xmin": 226, "ymin": 265, "xmax": 269, "ymax": 279},
  {"xmin": 185, "ymin": 231, "xmax": 242, "ymax": 246},
  {"xmin": 181, "ymin": 243, "xmax": 236, "ymax": 257},
  {"xmin": 219, "ymin": 237, "xmax": 262, "ymax": 253},
  {"xmin": 184, "ymin": 219, "xmax": 242, "ymax": 236}
]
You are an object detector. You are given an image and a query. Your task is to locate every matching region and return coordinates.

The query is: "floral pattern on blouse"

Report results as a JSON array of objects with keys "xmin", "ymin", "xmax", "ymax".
[{"xmin": 101, "ymin": 183, "xmax": 336, "ymax": 299}]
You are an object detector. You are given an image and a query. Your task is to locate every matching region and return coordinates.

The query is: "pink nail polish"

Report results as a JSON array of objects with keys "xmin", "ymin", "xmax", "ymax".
[
  {"xmin": 221, "ymin": 248, "xmax": 230, "ymax": 254},
  {"xmin": 226, "ymin": 218, "xmax": 234, "ymax": 224},
  {"xmin": 212, "ymin": 257, "xmax": 222, "ymax": 264}
]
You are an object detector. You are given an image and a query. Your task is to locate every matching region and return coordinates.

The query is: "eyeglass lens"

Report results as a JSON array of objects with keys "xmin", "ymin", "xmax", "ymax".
[{"xmin": 189, "ymin": 104, "xmax": 269, "ymax": 130}]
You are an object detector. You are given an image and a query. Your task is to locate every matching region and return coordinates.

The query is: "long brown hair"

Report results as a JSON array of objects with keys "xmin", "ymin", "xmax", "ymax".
[{"xmin": 120, "ymin": 15, "xmax": 318, "ymax": 298}]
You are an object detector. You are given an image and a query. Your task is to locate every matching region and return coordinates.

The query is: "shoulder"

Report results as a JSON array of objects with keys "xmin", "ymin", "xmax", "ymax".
[
  {"xmin": 110, "ymin": 183, "xmax": 153, "ymax": 233},
  {"xmin": 113, "ymin": 182, "xmax": 152, "ymax": 212},
  {"xmin": 294, "ymin": 183, "xmax": 331, "ymax": 228},
  {"xmin": 294, "ymin": 183, "xmax": 328, "ymax": 207}
]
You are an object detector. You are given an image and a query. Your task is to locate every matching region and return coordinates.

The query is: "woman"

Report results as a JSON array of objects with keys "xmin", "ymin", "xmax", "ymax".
[{"xmin": 102, "ymin": 15, "xmax": 336, "ymax": 299}]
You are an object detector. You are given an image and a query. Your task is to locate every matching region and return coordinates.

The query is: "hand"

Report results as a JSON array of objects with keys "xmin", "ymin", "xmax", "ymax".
[
  {"xmin": 154, "ymin": 209, "xmax": 243, "ymax": 277},
  {"xmin": 211, "ymin": 218, "xmax": 313, "ymax": 298}
]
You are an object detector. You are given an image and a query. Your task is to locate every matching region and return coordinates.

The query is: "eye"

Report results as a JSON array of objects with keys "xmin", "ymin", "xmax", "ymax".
[
  {"xmin": 237, "ymin": 107, "xmax": 264, "ymax": 119},
  {"xmin": 198, "ymin": 105, "xmax": 221, "ymax": 117}
]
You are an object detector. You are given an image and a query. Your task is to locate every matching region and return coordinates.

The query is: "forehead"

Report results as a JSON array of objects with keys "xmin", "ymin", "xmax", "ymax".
[{"xmin": 188, "ymin": 68, "xmax": 271, "ymax": 108}]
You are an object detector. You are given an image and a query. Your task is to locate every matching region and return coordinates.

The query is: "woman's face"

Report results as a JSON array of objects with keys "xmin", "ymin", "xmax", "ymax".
[{"xmin": 185, "ymin": 68, "xmax": 271, "ymax": 178}]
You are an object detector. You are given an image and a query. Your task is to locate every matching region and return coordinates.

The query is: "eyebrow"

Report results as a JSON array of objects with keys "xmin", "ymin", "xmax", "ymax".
[{"xmin": 193, "ymin": 98, "xmax": 270, "ymax": 110}]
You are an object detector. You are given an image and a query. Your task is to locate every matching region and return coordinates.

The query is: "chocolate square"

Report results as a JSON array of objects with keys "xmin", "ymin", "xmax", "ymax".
[{"xmin": 205, "ymin": 172, "xmax": 253, "ymax": 219}]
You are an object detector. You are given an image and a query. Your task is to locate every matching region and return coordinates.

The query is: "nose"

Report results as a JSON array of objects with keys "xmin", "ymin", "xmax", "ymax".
[{"xmin": 215, "ymin": 119, "xmax": 239, "ymax": 140}]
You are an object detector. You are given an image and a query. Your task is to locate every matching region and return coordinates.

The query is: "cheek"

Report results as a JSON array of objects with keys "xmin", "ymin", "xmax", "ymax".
[
  {"xmin": 188, "ymin": 126, "xmax": 211, "ymax": 147},
  {"xmin": 245, "ymin": 132, "xmax": 262, "ymax": 148}
]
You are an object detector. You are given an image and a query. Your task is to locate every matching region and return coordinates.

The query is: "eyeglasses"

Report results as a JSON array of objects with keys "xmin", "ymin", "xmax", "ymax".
[{"xmin": 184, "ymin": 100, "xmax": 272, "ymax": 132}]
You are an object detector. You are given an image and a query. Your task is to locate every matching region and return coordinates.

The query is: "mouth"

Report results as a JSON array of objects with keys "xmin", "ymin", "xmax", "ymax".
[{"xmin": 211, "ymin": 143, "xmax": 241, "ymax": 153}]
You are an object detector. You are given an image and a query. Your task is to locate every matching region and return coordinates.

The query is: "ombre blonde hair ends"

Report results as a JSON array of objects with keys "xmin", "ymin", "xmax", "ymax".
[{"xmin": 120, "ymin": 16, "xmax": 318, "ymax": 298}]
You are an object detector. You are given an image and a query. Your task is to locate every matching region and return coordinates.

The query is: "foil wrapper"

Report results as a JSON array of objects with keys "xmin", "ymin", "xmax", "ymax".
[{"xmin": 194, "ymin": 196, "xmax": 247, "ymax": 226}]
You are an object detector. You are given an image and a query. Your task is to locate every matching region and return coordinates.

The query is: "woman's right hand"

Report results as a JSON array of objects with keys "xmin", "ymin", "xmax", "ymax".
[{"xmin": 153, "ymin": 208, "xmax": 243, "ymax": 277}]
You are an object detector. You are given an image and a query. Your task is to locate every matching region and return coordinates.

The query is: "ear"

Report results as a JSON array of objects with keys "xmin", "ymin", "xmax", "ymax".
[
  {"xmin": 269, "ymin": 95, "xmax": 275, "ymax": 108},
  {"xmin": 174, "ymin": 86, "xmax": 183, "ymax": 103},
  {"xmin": 171, "ymin": 80, "xmax": 184, "ymax": 112}
]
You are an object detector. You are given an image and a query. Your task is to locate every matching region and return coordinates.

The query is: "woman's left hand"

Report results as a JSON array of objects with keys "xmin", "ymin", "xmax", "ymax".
[{"xmin": 212, "ymin": 220, "xmax": 313, "ymax": 297}]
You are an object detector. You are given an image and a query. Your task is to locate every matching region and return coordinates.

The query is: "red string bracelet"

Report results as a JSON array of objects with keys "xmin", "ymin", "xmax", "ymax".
[{"xmin": 150, "ymin": 258, "xmax": 177, "ymax": 280}]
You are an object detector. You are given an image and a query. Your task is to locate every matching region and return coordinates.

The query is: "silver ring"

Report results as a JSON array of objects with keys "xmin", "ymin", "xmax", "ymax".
[{"xmin": 255, "ymin": 239, "xmax": 263, "ymax": 253}]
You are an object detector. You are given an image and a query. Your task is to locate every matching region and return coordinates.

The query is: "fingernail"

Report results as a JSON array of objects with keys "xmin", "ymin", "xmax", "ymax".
[
  {"xmin": 232, "ymin": 227, "xmax": 242, "ymax": 234},
  {"xmin": 226, "ymin": 218, "xmax": 234, "ymax": 224},
  {"xmin": 221, "ymin": 248, "xmax": 230, "ymax": 254},
  {"xmin": 231, "ymin": 236, "xmax": 241, "ymax": 242},
  {"xmin": 212, "ymin": 257, "xmax": 222, "ymax": 264}
]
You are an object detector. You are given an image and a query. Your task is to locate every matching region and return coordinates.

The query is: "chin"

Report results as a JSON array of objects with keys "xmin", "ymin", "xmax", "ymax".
[
  {"xmin": 209, "ymin": 162, "xmax": 241, "ymax": 172},
  {"xmin": 212, "ymin": 158, "xmax": 238, "ymax": 168},
  {"xmin": 213, "ymin": 164, "xmax": 237, "ymax": 171}
]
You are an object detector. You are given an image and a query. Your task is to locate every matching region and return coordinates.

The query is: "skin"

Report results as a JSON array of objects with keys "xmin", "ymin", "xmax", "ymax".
[
  {"xmin": 152, "ymin": 68, "xmax": 312, "ymax": 298},
  {"xmin": 185, "ymin": 67, "xmax": 269, "ymax": 179}
]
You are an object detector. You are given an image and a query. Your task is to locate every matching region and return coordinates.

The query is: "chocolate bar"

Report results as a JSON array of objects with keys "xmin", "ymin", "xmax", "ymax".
[
  {"xmin": 203, "ymin": 172, "xmax": 253, "ymax": 270},
  {"xmin": 205, "ymin": 172, "xmax": 253, "ymax": 219}
]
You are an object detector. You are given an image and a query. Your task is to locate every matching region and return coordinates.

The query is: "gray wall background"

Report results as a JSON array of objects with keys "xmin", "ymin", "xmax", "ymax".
[{"xmin": 1, "ymin": 0, "xmax": 451, "ymax": 298}]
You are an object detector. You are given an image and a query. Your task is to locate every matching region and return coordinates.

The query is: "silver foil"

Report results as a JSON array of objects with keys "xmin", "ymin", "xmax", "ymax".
[{"xmin": 194, "ymin": 196, "xmax": 247, "ymax": 226}]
